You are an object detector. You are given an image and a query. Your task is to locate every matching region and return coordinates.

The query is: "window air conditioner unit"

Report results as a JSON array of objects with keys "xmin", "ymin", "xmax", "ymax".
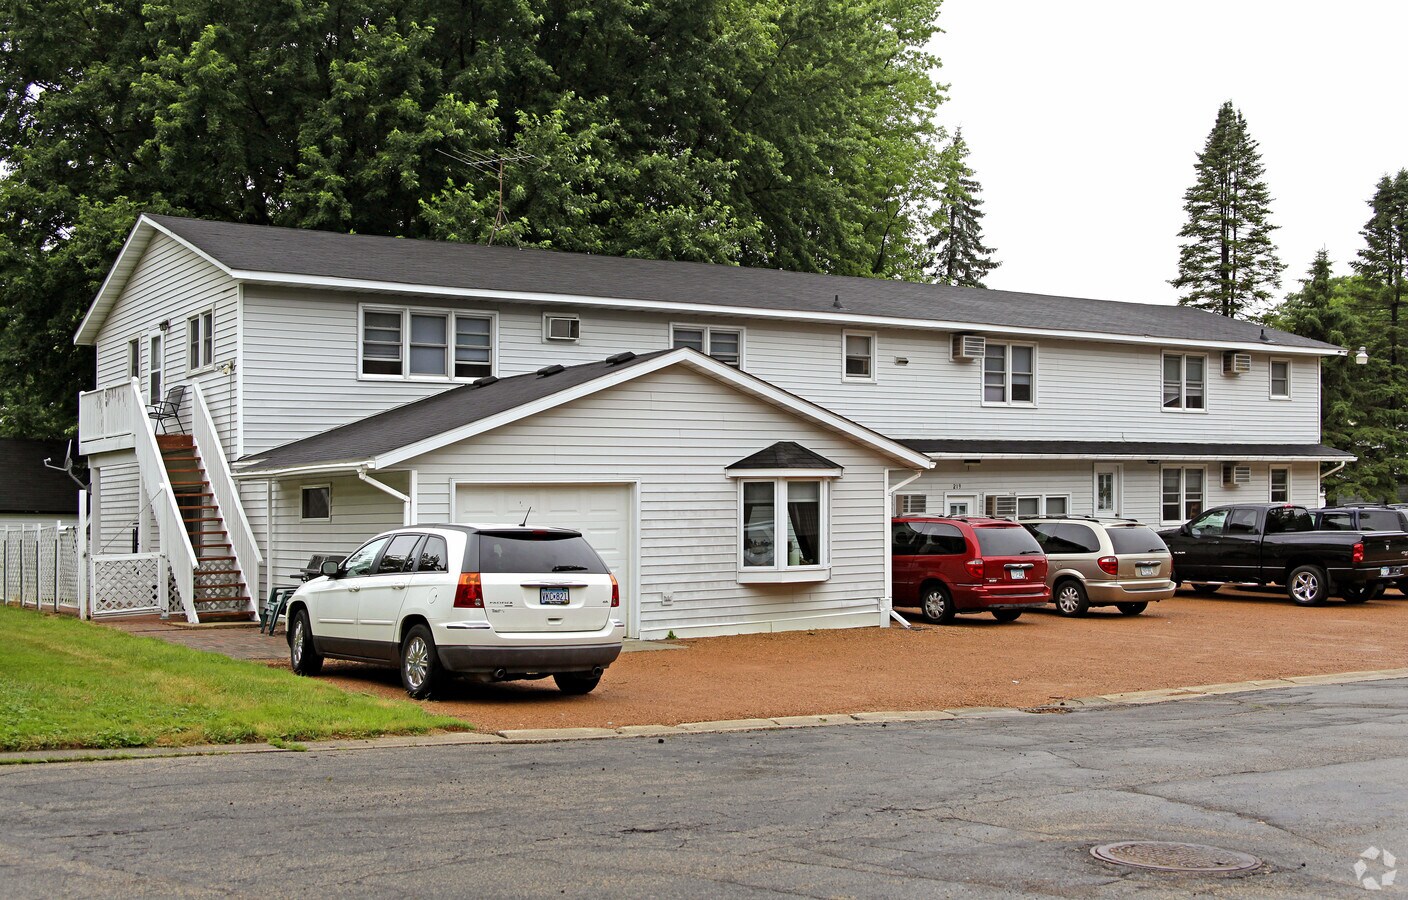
[
  {"xmin": 543, "ymin": 314, "xmax": 581, "ymax": 342},
  {"xmin": 951, "ymin": 333, "xmax": 986, "ymax": 361},
  {"xmin": 1223, "ymin": 351, "xmax": 1252, "ymax": 375},
  {"xmin": 1222, "ymin": 463, "xmax": 1252, "ymax": 486},
  {"xmin": 984, "ymin": 495, "xmax": 1017, "ymax": 518}
]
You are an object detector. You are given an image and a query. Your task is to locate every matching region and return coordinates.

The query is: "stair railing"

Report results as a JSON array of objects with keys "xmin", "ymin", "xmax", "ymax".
[
  {"xmin": 190, "ymin": 382, "xmax": 262, "ymax": 618},
  {"xmin": 127, "ymin": 379, "xmax": 199, "ymax": 622}
]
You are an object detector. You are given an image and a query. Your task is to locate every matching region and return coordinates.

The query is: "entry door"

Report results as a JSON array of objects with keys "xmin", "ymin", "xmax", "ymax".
[
  {"xmin": 944, "ymin": 494, "xmax": 977, "ymax": 516},
  {"xmin": 146, "ymin": 331, "xmax": 164, "ymax": 405},
  {"xmin": 1094, "ymin": 466, "xmax": 1121, "ymax": 517},
  {"xmin": 455, "ymin": 483, "xmax": 634, "ymax": 635}
]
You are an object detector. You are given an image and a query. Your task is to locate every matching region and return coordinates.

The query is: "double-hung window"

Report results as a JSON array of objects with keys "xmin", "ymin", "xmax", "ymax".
[
  {"xmin": 672, "ymin": 326, "xmax": 742, "ymax": 367},
  {"xmin": 842, "ymin": 331, "xmax": 875, "ymax": 382},
  {"xmin": 1161, "ymin": 467, "xmax": 1205, "ymax": 522},
  {"xmin": 128, "ymin": 337, "xmax": 141, "ymax": 381},
  {"xmin": 983, "ymin": 342, "xmax": 1035, "ymax": 404},
  {"xmin": 1269, "ymin": 359, "xmax": 1291, "ymax": 399},
  {"xmin": 1269, "ymin": 467, "xmax": 1290, "ymax": 503},
  {"xmin": 1163, "ymin": 353, "xmax": 1206, "ymax": 410},
  {"xmin": 1016, "ymin": 495, "xmax": 1068, "ymax": 517},
  {"xmin": 740, "ymin": 480, "xmax": 827, "ymax": 574},
  {"xmin": 187, "ymin": 310, "xmax": 214, "ymax": 371},
  {"xmin": 361, "ymin": 307, "xmax": 495, "ymax": 380}
]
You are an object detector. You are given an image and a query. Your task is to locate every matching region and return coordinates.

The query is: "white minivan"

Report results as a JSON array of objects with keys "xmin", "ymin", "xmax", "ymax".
[{"xmin": 286, "ymin": 524, "xmax": 625, "ymax": 698}]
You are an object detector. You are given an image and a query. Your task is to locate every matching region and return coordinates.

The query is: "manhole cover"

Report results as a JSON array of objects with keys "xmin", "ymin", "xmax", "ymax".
[{"xmin": 1091, "ymin": 841, "xmax": 1262, "ymax": 874}]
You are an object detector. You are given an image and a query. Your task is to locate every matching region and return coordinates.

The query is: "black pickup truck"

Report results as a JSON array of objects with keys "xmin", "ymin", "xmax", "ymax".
[{"xmin": 1160, "ymin": 503, "xmax": 1408, "ymax": 605}]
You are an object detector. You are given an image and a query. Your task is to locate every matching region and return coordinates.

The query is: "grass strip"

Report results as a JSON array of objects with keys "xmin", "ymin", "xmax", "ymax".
[{"xmin": 0, "ymin": 605, "xmax": 468, "ymax": 751}]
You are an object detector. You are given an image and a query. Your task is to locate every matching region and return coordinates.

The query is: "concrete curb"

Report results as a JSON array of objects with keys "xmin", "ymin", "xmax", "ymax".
[{"xmin": 6, "ymin": 667, "xmax": 1407, "ymax": 764}]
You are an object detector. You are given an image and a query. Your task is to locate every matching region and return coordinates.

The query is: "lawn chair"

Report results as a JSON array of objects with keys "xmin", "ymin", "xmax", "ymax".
[{"xmin": 147, "ymin": 384, "xmax": 187, "ymax": 434}]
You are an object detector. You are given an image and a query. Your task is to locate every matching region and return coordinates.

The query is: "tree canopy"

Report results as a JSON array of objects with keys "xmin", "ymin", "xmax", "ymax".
[
  {"xmin": 0, "ymin": 0, "xmax": 950, "ymax": 436},
  {"xmin": 1171, "ymin": 101, "xmax": 1283, "ymax": 320}
]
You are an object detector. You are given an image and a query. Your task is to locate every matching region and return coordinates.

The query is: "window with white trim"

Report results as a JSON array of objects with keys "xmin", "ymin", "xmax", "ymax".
[
  {"xmin": 1269, "ymin": 467, "xmax": 1290, "ymax": 503},
  {"xmin": 1269, "ymin": 359, "xmax": 1291, "ymax": 399},
  {"xmin": 1162, "ymin": 353, "xmax": 1206, "ymax": 410},
  {"xmin": 361, "ymin": 307, "xmax": 494, "ymax": 380},
  {"xmin": 671, "ymin": 325, "xmax": 742, "ymax": 367},
  {"xmin": 1016, "ymin": 495, "xmax": 1068, "ymax": 517},
  {"xmin": 896, "ymin": 493, "xmax": 927, "ymax": 516},
  {"xmin": 842, "ymin": 331, "xmax": 875, "ymax": 381},
  {"xmin": 187, "ymin": 310, "xmax": 214, "ymax": 371},
  {"xmin": 982, "ymin": 342, "xmax": 1035, "ymax": 405},
  {"xmin": 300, "ymin": 485, "xmax": 331, "ymax": 522},
  {"xmin": 1161, "ymin": 467, "xmax": 1205, "ymax": 522},
  {"xmin": 128, "ymin": 337, "xmax": 141, "ymax": 380},
  {"xmin": 741, "ymin": 480, "xmax": 826, "ymax": 570}
]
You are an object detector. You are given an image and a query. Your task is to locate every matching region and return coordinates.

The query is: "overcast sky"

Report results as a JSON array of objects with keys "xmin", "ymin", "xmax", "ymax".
[{"xmin": 931, "ymin": 0, "xmax": 1408, "ymax": 306}]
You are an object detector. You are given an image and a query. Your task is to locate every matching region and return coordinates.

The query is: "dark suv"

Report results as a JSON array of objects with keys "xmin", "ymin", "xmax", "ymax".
[{"xmin": 892, "ymin": 516, "xmax": 1050, "ymax": 623}]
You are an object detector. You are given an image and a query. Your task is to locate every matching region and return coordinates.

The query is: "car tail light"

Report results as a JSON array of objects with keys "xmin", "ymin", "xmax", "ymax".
[
  {"xmin": 610, "ymin": 573, "xmax": 620, "ymax": 607},
  {"xmin": 964, "ymin": 558, "xmax": 985, "ymax": 579},
  {"xmin": 1353, "ymin": 542, "xmax": 1364, "ymax": 564},
  {"xmin": 1097, "ymin": 556, "xmax": 1119, "ymax": 576},
  {"xmin": 453, "ymin": 572, "xmax": 483, "ymax": 608}
]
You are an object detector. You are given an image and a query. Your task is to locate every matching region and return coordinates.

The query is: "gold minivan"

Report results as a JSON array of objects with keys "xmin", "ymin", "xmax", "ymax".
[{"xmin": 1019, "ymin": 517, "xmax": 1176, "ymax": 616}]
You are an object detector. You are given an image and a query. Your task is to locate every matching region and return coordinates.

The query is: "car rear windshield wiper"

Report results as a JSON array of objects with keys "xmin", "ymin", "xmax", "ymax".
[{"xmin": 552, "ymin": 564, "xmax": 589, "ymax": 571}]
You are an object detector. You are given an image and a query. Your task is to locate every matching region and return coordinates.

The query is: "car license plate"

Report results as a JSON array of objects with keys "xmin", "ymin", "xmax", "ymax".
[
  {"xmin": 539, "ymin": 587, "xmax": 570, "ymax": 605},
  {"xmin": 1381, "ymin": 566, "xmax": 1404, "ymax": 578},
  {"xmin": 1138, "ymin": 564, "xmax": 1158, "ymax": 577},
  {"xmin": 1009, "ymin": 568, "xmax": 1026, "ymax": 580}
]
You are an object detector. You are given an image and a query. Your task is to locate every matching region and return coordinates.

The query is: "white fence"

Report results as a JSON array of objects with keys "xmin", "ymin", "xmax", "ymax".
[
  {"xmin": 90, "ymin": 552, "xmax": 167, "ymax": 617},
  {"xmin": 1, "ymin": 524, "xmax": 82, "ymax": 613}
]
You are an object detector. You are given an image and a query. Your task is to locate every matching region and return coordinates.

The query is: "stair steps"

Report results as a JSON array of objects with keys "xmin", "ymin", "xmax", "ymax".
[{"xmin": 158, "ymin": 436, "xmax": 254, "ymax": 623}]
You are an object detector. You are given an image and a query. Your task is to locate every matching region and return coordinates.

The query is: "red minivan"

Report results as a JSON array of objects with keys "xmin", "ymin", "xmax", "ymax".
[{"xmin": 892, "ymin": 516, "xmax": 1051, "ymax": 623}]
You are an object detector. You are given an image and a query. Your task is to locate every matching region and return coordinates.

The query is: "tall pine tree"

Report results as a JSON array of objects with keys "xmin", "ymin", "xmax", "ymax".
[
  {"xmin": 1170, "ymin": 101, "xmax": 1283, "ymax": 319},
  {"xmin": 1352, "ymin": 170, "xmax": 1408, "ymax": 368},
  {"xmin": 927, "ymin": 129, "xmax": 999, "ymax": 287}
]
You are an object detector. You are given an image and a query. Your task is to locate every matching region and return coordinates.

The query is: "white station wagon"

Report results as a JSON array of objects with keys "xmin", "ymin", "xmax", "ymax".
[{"xmin": 286, "ymin": 524, "xmax": 625, "ymax": 698}]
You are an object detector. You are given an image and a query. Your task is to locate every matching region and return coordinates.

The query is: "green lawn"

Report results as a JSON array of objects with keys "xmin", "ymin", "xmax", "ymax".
[{"xmin": 0, "ymin": 606, "xmax": 469, "ymax": 751}]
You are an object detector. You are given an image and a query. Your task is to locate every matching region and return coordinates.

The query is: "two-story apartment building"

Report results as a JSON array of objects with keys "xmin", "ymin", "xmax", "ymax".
[{"xmin": 75, "ymin": 215, "xmax": 1350, "ymax": 636}]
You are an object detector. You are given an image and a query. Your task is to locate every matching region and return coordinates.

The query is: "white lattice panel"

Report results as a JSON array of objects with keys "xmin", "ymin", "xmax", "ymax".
[
  {"xmin": 2, "ymin": 531, "xmax": 18, "ymax": 602},
  {"xmin": 57, "ymin": 527, "xmax": 80, "ymax": 609},
  {"xmin": 92, "ymin": 554, "xmax": 163, "ymax": 616},
  {"xmin": 36, "ymin": 527, "xmax": 56, "ymax": 606}
]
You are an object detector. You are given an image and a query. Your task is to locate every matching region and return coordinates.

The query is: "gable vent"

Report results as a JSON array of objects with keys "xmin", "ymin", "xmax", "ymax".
[
  {"xmin": 543, "ymin": 314, "xmax": 580, "ymax": 342},
  {"xmin": 951, "ymin": 333, "xmax": 986, "ymax": 361},
  {"xmin": 535, "ymin": 364, "xmax": 565, "ymax": 377},
  {"xmin": 1223, "ymin": 351, "xmax": 1252, "ymax": 375},
  {"xmin": 1222, "ymin": 463, "xmax": 1252, "ymax": 486},
  {"xmin": 984, "ymin": 495, "xmax": 1017, "ymax": 518}
]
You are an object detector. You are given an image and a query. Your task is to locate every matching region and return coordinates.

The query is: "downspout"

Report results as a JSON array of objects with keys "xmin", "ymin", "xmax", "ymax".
[
  {"xmin": 1319, "ymin": 460, "xmax": 1348, "ymax": 506},
  {"xmin": 358, "ymin": 467, "xmax": 412, "ymax": 526},
  {"xmin": 883, "ymin": 468, "xmax": 928, "ymax": 629}
]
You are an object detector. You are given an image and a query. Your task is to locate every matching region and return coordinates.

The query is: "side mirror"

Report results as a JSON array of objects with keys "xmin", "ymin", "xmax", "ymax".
[
  {"xmin": 1180, "ymin": 523, "xmax": 1191, "ymax": 536},
  {"xmin": 320, "ymin": 560, "xmax": 341, "ymax": 577}
]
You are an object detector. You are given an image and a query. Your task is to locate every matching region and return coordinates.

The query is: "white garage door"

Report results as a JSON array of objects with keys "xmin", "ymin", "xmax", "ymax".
[{"xmin": 455, "ymin": 483, "xmax": 635, "ymax": 636}]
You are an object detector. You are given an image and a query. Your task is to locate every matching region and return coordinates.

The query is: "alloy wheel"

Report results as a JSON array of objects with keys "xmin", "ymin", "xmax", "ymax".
[
  {"xmin": 1291, "ymin": 572, "xmax": 1319, "ymax": 603},
  {"xmin": 404, "ymin": 637, "xmax": 430, "ymax": 691}
]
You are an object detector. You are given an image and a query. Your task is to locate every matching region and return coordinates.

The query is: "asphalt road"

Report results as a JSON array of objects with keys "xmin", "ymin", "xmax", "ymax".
[{"xmin": 2, "ymin": 681, "xmax": 1406, "ymax": 898}]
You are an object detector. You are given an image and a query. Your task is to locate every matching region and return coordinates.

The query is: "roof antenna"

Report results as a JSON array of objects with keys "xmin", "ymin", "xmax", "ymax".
[{"xmin": 519, "ymin": 506, "xmax": 532, "ymax": 527}]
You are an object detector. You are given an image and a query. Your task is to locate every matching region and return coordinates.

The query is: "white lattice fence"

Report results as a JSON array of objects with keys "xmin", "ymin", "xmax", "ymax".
[
  {"xmin": 91, "ymin": 553, "xmax": 165, "ymax": 616},
  {"xmin": 58, "ymin": 527, "xmax": 79, "ymax": 609},
  {"xmin": 36, "ymin": 526, "xmax": 57, "ymax": 606},
  {"xmin": 3, "ymin": 530, "xmax": 19, "ymax": 602},
  {"xmin": 0, "ymin": 525, "xmax": 83, "ymax": 612}
]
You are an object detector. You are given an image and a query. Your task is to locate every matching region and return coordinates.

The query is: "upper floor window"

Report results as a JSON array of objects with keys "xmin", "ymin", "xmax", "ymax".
[
  {"xmin": 361, "ymin": 306, "xmax": 494, "ymax": 380},
  {"xmin": 128, "ymin": 337, "xmax": 140, "ymax": 380},
  {"xmin": 1269, "ymin": 359, "xmax": 1291, "ymax": 399},
  {"xmin": 187, "ymin": 310, "xmax": 214, "ymax": 371},
  {"xmin": 842, "ymin": 331, "xmax": 875, "ymax": 382},
  {"xmin": 983, "ymin": 342, "xmax": 1035, "ymax": 405},
  {"xmin": 672, "ymin": 325, "xmax": 742, "ymax": 367},
  {"xmin": 1162, "ymin": 353, "xmax": 1206, "ymax": 410}
]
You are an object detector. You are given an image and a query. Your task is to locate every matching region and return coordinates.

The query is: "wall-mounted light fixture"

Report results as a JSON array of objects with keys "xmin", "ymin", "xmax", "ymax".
[
  {"xmin": 158, "ymin": 319, "xmax": 170, "ymax": 332},
  {"xmin": 1356, "ymin": 346, "xmax": 1369, "ymax": 365}
]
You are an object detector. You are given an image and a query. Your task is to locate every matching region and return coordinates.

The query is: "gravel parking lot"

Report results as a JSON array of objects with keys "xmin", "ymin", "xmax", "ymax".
[{"xmin": 313, "ymin": 586, "xmax": 1408, "ymax": 731}]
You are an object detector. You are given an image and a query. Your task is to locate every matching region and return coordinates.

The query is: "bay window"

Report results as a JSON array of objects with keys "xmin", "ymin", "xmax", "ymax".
[{"xmin": 740, "ymin": 479, "xmax": 828, "ymax": 578}]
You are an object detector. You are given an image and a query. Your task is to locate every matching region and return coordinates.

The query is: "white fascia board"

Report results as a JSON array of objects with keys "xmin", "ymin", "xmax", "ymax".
[
  {"xmin": 75, "ymin": 216, "xmax": 238, "ymax": 346},
  {"xmin": 371, "ymin": 349, "xmax": 934, "ymax": 470},
  {"xmin": 724, "ymin": 468, "xmax": 843, "ymax": 479},
  {"xmin": 925, "ymin": 452, "xmax": 1357, "ymax": 462},
  {"xmin": 231, "ymin": 460, "xmax": 368, "ymax": 479},
  {"xmin": 228, "ymin": 269, "xmax": 1344, "ymax": 358}
]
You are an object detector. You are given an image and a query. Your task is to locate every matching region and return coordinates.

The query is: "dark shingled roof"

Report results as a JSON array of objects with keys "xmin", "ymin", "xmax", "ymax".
[
  {"xmin": 147, "ymin": 215, "xmax": 1338, "ymax": 351},
  {"xmin": 899, "ymin": 439, "xmax": 1354, "ymax": 460},
  {"xmin": 236, "ymin": 351, "xmax": 672, "ymax": 472},
  {"xmin": 0, "ymin": 439, "xmax": 85, "ymax": 514},
  {"xmin": 727, "ymin": 441, "xmax": 842, "ymax": 471}
]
